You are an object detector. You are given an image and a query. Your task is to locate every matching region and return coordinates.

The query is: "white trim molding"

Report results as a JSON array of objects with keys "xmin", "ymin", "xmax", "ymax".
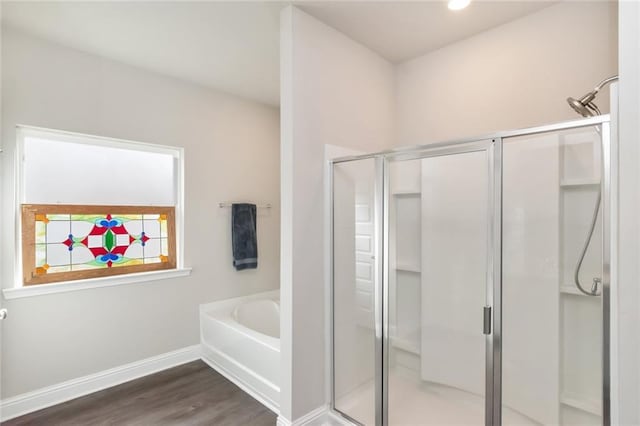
[
  {"xmin": 200, "ymin": 344, "xmax": 279, "ymax": 415},
  {"xmin": 0, "ymin": 345, "xmax": 200, "ymax": 422},
  {"xmin": 277, "ymin": 406, "xmax": 326, "ymax": 426},
  {"xmin": 3, "ymin": 268, "xmax": 192, "ymax": 299},
  {"xmin": 326, "ymin": 410, "xmax": 358, "ymax": 426},
  {"xmin": 277, "ymin": 406, "xmax": 354, "ymax": 426}
]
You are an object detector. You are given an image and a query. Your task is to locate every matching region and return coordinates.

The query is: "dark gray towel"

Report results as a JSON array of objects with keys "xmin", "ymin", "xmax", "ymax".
[{"xmin": 232, "ymin": 203, "xmax": 258, "ymax": 270}]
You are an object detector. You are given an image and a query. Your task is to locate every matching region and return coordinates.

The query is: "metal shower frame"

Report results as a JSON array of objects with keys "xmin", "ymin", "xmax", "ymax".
[{"xmin": 328, "ymin": 114, "xmax": 613, "ymax": 426}]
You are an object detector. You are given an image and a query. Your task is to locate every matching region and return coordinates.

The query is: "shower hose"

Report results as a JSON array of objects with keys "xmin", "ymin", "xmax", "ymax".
[{"xmin": 574, "ymin": 187, "xmax": 602, "ymax": 296}]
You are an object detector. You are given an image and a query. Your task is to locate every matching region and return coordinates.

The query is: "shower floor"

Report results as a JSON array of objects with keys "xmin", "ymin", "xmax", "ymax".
[{"xmin": 335, "ymin": 368, "xmax": 538, "ymax": 425}]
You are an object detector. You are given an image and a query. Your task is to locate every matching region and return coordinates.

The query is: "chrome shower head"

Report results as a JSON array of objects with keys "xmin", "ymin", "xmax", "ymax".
[
  {"xmin": 567, "ymin": 75, "xmax": 618, "ymax": 117},
  {"xmin": 567, "ymin": 95, "xmax": 596, "ymax": 117}
]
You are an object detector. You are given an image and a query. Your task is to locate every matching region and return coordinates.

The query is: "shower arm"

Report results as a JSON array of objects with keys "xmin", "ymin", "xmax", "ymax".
[
  {"xmin": 583, "ymin": 76, "xmax": 618, "ymax": 108},
  {"xmin": 588, "ymin": 76, "xmax": 618, "ymax": 114},
  {"xmin": 593, "ymin": 75, "xmax": 619, "ymax": 93},
  {"xmin": 586, "ymin": 75, "xmax": 619, "ymax": 108}
]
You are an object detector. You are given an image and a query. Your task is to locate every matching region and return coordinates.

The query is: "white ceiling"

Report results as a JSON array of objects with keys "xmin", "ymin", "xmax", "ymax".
[
  {"xmin": 1, "ymin": 1, "xmax": 285, "ymax": 106},
  {"xmin": 298, "ymin": 1, "xmax": 557, "ymax": 63},
  {"xmin": 1, "ymin": 1, "xmax": 557, "ymax": 107}
]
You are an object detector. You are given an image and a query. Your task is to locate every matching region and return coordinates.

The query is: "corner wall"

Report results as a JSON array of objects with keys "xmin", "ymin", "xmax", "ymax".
[
  {"xmin": 395, "ymin": 1, "xmax": 618, "ymax": 145},
  {"xmin": 616, "ymin": 1, "xmax": 640, "ymax": 423},
  {"xmin": 280, "ymin": 6, "xmax": 394, "ymax": 421},
  {"xmin": 0, "ymin": 27, "xmax": 280, "ymax": 398}
]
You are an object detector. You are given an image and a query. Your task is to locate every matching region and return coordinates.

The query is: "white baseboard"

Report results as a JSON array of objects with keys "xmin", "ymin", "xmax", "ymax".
[
  {"xmin": 200, "ymin": 345, "xmax": 279, "ymax": 415},
  {"xmin": 277, "ymin": 406, "xmax": 353, "ymax": 426},
  {"xmin": 326, "ymin": 409, "xmax": 357, "ymax": 425},
  {"xmin": 1, "ymin": 345, "xmax": 200, "ymax": 422},
  {"xmin": 277, "ymin": 406, "xmax": 324, "ymax": 426},
  {"xmin": 277, "ymin": 415, "xmax": 293, "ymax": 426}
]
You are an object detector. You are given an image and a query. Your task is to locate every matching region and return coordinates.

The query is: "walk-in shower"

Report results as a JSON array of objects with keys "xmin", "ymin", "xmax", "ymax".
[{"xmin": 329, "ymin": 115, "xmax": 613, "ymax": 425}]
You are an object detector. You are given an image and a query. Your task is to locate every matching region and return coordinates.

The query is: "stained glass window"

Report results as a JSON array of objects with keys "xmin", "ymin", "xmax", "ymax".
[{"xmin": 22, "ymin": 205, "xmax": 176, "ymax": 285}]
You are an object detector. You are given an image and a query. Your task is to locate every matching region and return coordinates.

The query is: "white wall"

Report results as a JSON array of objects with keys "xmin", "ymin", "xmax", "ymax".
[
  {"xmin": 280, "ymin": 6, "xmax": 394, "ymax": 421},
  {"xmin": 616, "ymin": 1, "xmax": 640, "ymax": 424},
  {"xmin": 0, "ymin": 27, "xmax": 280, "ymax": 398},
  {"xmin": 396, "ymin": 1, "xmax": 618, "ymax": 145}
]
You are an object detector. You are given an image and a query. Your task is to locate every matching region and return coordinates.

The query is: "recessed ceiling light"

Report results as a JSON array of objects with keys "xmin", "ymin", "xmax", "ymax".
[{"xmin": 448, "ymin": 0, "xmax": 471, "ymax": 11}]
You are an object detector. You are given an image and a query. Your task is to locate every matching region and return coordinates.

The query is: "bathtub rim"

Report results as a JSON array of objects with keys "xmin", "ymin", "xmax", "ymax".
[
  {"xmin": 200, "ymin": 289, "xmax": 280, "ymax": 350},
  {"xmin": 199, "ymin": 289, "xmax": 279, "ymax": 315},
  {"xmin": 232, "ymin": 298, "xmax": 280, "ymax": 340}
]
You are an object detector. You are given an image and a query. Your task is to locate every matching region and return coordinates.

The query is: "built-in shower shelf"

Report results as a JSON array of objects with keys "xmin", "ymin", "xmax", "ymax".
[
  {"xmin": 560, "ymin": 178, "xmax": 601, "ymax": 187},
  {"xmin": 391, "ymin": 337, "xmax": 420, "ymax": 355},
  {"xmin": 560, "ymin": 394, "xmax": 601, "ymax": 416},
  {"xmin": 392, "ymin": 190, "xmax": 420, "ymax": 196},
  {"xmin": 560, "ymin": 285, "xmax": 602, "ymax": 297},
  {"xmin": 395, "ymin": 264, "xmax": 421, "ymax": 273}
]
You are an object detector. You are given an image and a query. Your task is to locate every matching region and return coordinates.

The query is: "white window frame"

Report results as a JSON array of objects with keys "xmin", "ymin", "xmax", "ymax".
[{"xmin": 4, "ymin": 125, "xmax": 190, "ymax": 299}]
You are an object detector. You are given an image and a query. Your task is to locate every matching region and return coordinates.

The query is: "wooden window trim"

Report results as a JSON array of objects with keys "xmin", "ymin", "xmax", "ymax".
[{"xmin": 22, "ymin": 204, "xmax": 177, "ymax": 286}]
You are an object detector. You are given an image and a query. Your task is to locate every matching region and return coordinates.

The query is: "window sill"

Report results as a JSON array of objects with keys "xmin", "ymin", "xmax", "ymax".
[{"xmin": 2, "ymin": 268, "xmax": 192, "ymax": 300}]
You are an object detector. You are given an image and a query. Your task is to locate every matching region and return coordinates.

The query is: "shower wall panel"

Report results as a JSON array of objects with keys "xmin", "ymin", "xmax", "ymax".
[
  {"xmin": 502, "ymin": 133, "xmax": 561, "ymax": 424},
  {"xmin": 420, "ymin": 151, "xmax": 488, "ymax": 397}
]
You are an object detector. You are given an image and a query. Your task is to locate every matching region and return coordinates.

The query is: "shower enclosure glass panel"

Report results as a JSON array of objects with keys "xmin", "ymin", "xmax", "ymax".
[
  {"xmin": 329, "ymin": 116, "xmax": 611, "ymax": 426},
  {"xmin": 501, "ymin": 126, "xmax": 604, "ymax": 425},
  {"xmin": 332, "ymin": 158, "xmax": 378, "ymax": 425},
  {"xmin": 387, "ymin": 148, "xmax": 491, "ymax": 425}
]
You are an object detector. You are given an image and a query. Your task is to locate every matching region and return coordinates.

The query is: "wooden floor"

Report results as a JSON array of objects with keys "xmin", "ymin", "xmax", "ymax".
[{"xmin": 3, "ymin": 360, "xmax": 277, "ymax": 426}]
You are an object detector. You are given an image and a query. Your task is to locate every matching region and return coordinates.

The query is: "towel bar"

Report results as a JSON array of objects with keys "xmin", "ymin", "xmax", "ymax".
[{"xmin": 218, "ymin": 203, "xmax": 272, "ymax": 209}]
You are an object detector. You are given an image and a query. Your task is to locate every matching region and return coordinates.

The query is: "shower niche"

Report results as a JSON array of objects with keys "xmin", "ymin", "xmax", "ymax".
[
  {"xmin": 331, "ymin": 118, "xmax": 611, "ymax": 426},
  {"xmin": 559, "ymin": 130, "xmax": 603, "ymax": 424},
  {"xmin": 388, "ymin": 160, "xmax": 421, "ymax": 360}
]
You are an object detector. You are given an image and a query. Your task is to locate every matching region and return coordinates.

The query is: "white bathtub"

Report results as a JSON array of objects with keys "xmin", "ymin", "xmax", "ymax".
[{"xmin": 200, "ymin": 290, "xmax": 280, "ymax": 413}]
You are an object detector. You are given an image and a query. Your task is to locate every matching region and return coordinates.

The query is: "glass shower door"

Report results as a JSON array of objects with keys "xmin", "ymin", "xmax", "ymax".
[
  {"xmin": 330, "ymin": 118, "xmax": 611, "ymax": 426},
  {"xmin": 332, "ymin": 158, "xmax": 380, "ymax": 425},
  {"xmin": 386, "ymin": 144, "xmax": 494, "ymax": 425}
]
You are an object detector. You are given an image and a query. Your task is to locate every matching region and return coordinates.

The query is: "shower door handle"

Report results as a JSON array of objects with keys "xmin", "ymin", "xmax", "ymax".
[{"xmin": 483, "ymin": 306, "xmax": 491, "ymax": 335}]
